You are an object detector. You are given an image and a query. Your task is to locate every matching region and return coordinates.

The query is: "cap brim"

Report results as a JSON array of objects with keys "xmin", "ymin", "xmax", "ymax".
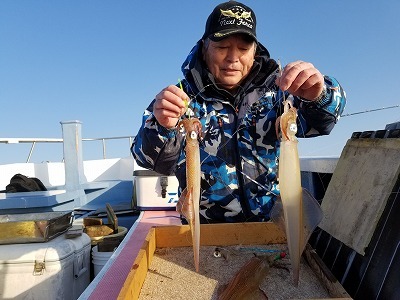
[{"xmin": 208, "ymin": 29, "xmax": 257, "ymax": 42}]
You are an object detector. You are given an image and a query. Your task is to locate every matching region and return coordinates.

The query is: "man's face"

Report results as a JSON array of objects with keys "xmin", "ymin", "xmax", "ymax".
[{"xmin": 203, "ymin": 34, "xmax": 256, "ymax": 92}]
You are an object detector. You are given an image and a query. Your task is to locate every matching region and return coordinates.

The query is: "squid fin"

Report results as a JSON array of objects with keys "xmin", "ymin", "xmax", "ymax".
[
  {"xmin": 270, "ymin": 188, "xmax": 323, "ymax": 254},
  {"xmin": 176, "ymin": 188, "xmax": 194, "ymax": 223}
]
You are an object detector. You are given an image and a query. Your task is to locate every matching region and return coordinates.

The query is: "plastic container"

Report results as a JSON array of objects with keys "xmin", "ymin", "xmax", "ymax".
[
  {"xmin": 92, "ymin": 245, "xmax": 114, "ymax": 277},
  {"xmin": 133, "ymin": 170, "xmax": 179, "ymax": 210},
  {"xmin": 0, "ymin": 232, "xmax": 91, "ymax": 300}
]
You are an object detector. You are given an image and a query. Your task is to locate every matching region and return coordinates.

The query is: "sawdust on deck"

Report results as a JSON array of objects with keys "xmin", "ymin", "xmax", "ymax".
[{"xmin": 139, "ymin": 244, "xmax": 331, "ymax": 300}]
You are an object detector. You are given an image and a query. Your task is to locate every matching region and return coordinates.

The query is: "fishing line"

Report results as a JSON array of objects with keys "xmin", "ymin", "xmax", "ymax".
[
  {"xmin": 341, "ymin": 105, "xmax": 400, "ymax": 117},
  {"xmin": 182, "ymin": 78, "xmax": 284, "ymax": 200},
  {"xmin": 179, "ymin": 61, "xmax": 320, "ymax": 211}
]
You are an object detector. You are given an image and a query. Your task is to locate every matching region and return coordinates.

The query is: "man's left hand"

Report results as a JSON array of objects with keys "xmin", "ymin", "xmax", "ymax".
[{"xmin": 275, "ymin": 60, "xmax": 324, "ymax": 101}]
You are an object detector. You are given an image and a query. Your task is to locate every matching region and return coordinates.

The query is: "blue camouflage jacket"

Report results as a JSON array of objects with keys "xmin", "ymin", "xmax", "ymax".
[{"xmin": 131, "ymin": 40, "xmax": 346, "ymax": 223}]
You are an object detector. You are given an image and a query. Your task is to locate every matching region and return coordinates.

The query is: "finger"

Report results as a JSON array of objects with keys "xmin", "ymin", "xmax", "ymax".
[
  {"xmin": 165, "ymin": 85, "xmax": 189, "ymax": 109},
  {"xmin": 154, "ymin": 99, "xmax": 181, "ymax": 117},
  {"xmin": 153, "ymin": 100, "xmax": 181, "ymax": 129},
  {"xmin": 277, "ymin": 61, "xmax": 302, "ymax": 86},
  {"xmin": 155, "ymin": 88, "xmax": 186, "ymax": 112},
  {"xmin": 278, "ymin": 61, "xmax": 313, "ymax": 91},
  {"xmin": 153, "ymin": 85, "xmax": 189, "ymax": 128},
  {"xmin": 287, "ymin": 68, "xmax": 322, "ymax": 93},
  {"xmin": 154, "ymin": 114, "xmax": 179, "ymax": 129},
  {"xmin": 297, "ymin": 73, "xmax": 324, "ymax": 91}
]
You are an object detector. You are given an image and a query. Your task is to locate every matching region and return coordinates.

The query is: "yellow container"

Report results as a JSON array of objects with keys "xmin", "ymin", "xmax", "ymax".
[{"xmin": 89, "ymin": 226, "xmax": 127, "ymax": 245}]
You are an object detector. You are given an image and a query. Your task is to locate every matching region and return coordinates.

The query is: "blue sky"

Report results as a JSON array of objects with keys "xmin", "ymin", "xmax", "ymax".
[{"xmin": 1, "ymin": 0, "xmax": 399, "ymax": 164}]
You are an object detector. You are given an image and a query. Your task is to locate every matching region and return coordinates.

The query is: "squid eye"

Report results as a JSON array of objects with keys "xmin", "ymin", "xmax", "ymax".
[
  {"xmin": 289, "ymin": 123, "xmax": 297, "ymax": 133},
  {"xmin": 190, "ymin": 131, "xmax": 197, "ymax": 139}
]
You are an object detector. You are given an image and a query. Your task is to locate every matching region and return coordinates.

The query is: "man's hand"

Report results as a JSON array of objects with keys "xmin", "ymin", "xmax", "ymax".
[
  {"xmin": 275, "ymin": 61, "xmax": 324, "ymax": 101},
  {"xmin": 153, "ymin": 85, "xmax": 188, "ymax": 128}
]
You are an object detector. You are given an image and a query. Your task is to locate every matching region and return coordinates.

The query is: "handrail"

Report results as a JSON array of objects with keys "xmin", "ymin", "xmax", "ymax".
[{"xmin": 0, "ymin": 136, "xmax": 134, "ymax": 163}]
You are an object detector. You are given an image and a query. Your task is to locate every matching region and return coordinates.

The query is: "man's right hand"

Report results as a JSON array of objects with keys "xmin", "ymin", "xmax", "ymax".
[{"xmin": 153, "ymin": 85, "xmax": 188, "ymax": 129}]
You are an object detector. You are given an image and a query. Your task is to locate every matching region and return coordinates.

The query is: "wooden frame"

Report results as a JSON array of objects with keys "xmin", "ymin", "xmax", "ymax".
[{"xmin": 117, "ymin": 222, "xmax": 351, "ymax": 300}]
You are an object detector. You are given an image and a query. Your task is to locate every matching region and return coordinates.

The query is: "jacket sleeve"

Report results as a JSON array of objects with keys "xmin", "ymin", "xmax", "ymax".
[
  {"xmin": 296, "ymin": 75, "xmax": 347, "ymax": 137},
  {"xmin": 130, "ymin": 99, "xmax": 184, "ymax": 175}
]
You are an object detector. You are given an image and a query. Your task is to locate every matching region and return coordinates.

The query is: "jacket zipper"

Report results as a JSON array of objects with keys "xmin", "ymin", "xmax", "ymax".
[{"xmin": 232, "ymin": 106, "xmax": 254, "ymax": 221}]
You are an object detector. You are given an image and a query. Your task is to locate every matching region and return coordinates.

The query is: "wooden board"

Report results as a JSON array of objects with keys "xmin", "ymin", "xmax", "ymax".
[
  {"xmin": 117, "ymin": 222, "xmax": 351, "ymax": 300},
  {"xmin": 155, "ymin": 221, "xmax": 286, "ymax": 248},
  {"xmin": 319, "ymin": 138, "xmax": 400, "ymax": 255}
]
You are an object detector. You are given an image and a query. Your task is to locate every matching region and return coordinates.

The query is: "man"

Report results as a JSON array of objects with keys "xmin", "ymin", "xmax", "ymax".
[{"xmin": 131, "ymin": 1, "xmax": 346, "ymax": 223}]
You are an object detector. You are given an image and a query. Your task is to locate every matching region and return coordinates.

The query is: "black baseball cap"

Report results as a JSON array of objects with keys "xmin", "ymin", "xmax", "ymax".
[{"xmin": 202, "ymin": 1, "xmax": 257, "ymax": 42}]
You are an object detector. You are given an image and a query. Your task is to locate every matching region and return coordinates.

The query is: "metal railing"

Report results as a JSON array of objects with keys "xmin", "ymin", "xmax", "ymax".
[{"xmin": 0, "ymin": 136, "xmax": 134, "ymax": 163}]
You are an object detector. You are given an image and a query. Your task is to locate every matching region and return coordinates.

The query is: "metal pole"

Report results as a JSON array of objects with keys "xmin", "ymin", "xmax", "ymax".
[
  {"xmin": 27, "ymin": 141, "xmax": 36, "ymax": 163},
  {"xmin": 102, "ymin": 139, "xmax": 106, "ymax": 159},
  {"xmin": 60, "ymin": 120, "xmax": 88, "ymax": 207}
]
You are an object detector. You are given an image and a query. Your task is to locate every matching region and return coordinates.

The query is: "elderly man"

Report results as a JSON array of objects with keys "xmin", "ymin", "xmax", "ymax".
[{"xmin": 131, "ymin": 1, "xmax": 346, "ymax": 223}]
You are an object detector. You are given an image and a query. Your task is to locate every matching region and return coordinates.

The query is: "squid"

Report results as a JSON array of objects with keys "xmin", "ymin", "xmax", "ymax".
[
  {"xmin": 176, "ymin": 118, "xmax": 202, "ymax": 272},
  {"xmin": 217, "ymin": 256, "xmax": 272, "ymax": 300},
  {"xmin": 272, "ymin": 96, "xmax": 323, "ymax": 285}
]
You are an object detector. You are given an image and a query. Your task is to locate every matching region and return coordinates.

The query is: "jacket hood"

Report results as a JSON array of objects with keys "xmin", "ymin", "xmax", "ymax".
[{"xmin": 181, "ymin": 39, "xmax": 278, "ymax": 98}]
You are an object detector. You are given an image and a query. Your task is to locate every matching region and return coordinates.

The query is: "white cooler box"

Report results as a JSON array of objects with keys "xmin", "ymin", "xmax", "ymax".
[
  {"xmin": 0, "ymin": 232, "xmax": 91, "ymax": 300},
  {"xmin": 133, "ymin": 170, "xmax": 179, "ymax": 210}
]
